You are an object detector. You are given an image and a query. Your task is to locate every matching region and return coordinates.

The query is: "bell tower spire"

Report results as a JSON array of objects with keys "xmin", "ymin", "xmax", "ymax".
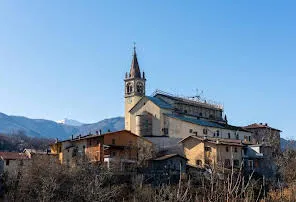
[
  {"xmin": 124, "ymin": 44, "xmax": 146, "ymax": 130},
  {"xmin": 129, "ymin": 43, "xmax": 141, "ymax": 79}
]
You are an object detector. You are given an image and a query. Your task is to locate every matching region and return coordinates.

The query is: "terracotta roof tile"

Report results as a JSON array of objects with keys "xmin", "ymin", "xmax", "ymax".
[{"xmin": 244, "ymin": 123, "xmax": 281, "ymax": 132}]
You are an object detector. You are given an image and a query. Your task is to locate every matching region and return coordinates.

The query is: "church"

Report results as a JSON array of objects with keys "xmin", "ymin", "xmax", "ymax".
[{"xmin": 124, "ymin": 47, "xmax": 253, "ymax": 146}]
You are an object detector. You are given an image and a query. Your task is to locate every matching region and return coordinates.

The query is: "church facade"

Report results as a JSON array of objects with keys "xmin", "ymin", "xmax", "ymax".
[{"xmin": 124, "ymin": 48, "xmax": 253, "ymax": 143}]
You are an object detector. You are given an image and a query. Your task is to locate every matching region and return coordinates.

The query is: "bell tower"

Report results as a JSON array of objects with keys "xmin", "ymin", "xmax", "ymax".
[{"xmin": 124, "ymin": 45, "xmax": 146, "ymax": 130}]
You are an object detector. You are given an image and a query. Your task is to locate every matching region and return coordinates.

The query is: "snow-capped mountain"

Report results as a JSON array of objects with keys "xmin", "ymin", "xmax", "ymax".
[
  {"xmin": 56, "ymin": 118, "xmax": 84, "ymax": 126},
  {"xmin": 0, "ymin": 112, "xmax": 124, "ymax": 140}
]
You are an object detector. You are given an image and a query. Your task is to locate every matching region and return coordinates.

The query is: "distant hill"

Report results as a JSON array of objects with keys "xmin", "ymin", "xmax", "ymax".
[
  {"xmin": 280, "ymin": 138, "xmax": 296, "ymax": 150},
  {"xmin": 0, "ymin": 112, "xmax": 124, "ymax": 140},
  {"xmin": 78, "ymin": 117, "xmax": 124, "ymax": 135}
]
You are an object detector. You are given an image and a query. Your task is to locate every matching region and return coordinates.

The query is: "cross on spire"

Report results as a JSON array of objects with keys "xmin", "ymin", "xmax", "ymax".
[{"xmin": 133, "ymin": 42, "xmax": 136, "ymax": 55}]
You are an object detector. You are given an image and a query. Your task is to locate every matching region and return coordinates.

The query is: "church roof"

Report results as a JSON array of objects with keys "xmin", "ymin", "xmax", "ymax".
[
  {"xmin": 129, "ymin": 48, "xmax": 141, "ymax": 78},
  {"xmin": 129, "ymin": 96, "xmax": 173, "ymax": 113},
  {"xmin": 146, "ymin": 96, "xmax": 173, "ymax": 109},
  {"xmin": 165, "ymin": 114, "xmax": 224, "ymax": 128}
]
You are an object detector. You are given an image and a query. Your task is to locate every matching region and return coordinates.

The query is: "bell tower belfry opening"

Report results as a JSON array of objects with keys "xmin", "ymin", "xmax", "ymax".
[{"xmin": 124, "ymin": 45, "xmax": 146, "ymax": 130}]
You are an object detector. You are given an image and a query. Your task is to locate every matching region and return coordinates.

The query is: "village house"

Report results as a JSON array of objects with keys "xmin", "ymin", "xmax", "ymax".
[
  {"xmin": 0, "ymin": 152, "xmax": 29, "ymax": 175},
  {"xmin": 244, "ymin": 123, "xmax": 281, "ymax": 153},
  {"xmin": 243, "ymin": 143, "xmax": 276, "ymax": 177},
  {"xmin": 50, "ymin": 130, "xmax": 153, "ymax": 169},
  {"xmin": 145, "ymin": 154, "xmax": 188, "ymax": 185},
  {"xmin": 149, "ymin": 154, "xmax": 187, "ymax": 174},
  {"xmin": 179, "ymin": 135, "xmax": 244, "ymax": 168}
]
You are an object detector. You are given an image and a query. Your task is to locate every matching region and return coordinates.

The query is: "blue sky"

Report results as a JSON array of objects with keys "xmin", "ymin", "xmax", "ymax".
[{"xmin": 0, "ymin": 1, "xmax": 295, "ymax": 139}]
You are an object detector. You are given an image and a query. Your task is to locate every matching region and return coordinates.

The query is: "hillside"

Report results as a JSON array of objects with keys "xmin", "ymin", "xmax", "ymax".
[
  {"xmin": 0, "ymin": 112, "xmax": 124, "ymax": 140},
  {"xmin": 280, "ymin": 138, "xmax": 296, "ymax": 150}
]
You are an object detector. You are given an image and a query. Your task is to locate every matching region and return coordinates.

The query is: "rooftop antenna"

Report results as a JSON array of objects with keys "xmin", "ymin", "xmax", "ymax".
[
  {"xmin": 196, "ymin": 88, "xmax": 203, "ymax": 100},
  {"xmin": 189, "ymin": 88, "xmax": 204, "ymax": 101}
]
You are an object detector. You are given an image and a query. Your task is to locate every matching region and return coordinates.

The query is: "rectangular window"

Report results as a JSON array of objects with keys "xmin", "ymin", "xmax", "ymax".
[
  {"xmin": 163, "ymin": 128, "xmax": 169, "ymax": 135},
  {"xmin": 236, "ymin": 134, "xmax": 239, "ymax": 140},
  {"xmin": 225, "ymin": 159, "xmax": 230, "ymax": 167},
  {"xmin": 226, "ymin": 147, "xmax": 229, "ymax": 152},
  {"xmin": 234, "ymin": 147, "xmax": 238, "ymax": 153},
  {"xmin": 233, "ymin": 160, "xmax": 240, "ymax": 167},
  {"xmin": 189, "ymin": 129, "xmax": 193, "ymax": 133},
  {"xmin": 203, "ymin": 128, "xmax": 208, "ymax": 135},
  {"xmin": 205, "ymin": 159, "xmax": 212, "ymax": 165},
  {"xmin": 228, "ymin": 133, "xmax": 231, "ymax": 139},
  {"xmin": 248, "ymin": 160, "xmax": 254, "ymax": 170},
  {"xmin": 248, "ymin": 136, "xmax": 251, "ymax": 142},
  {"xmin": 6, "ymin": 160, "xmax": 9, "ymax": 166},
  {"xmin": 196, "ymin": 160, "xmax": 202, "ymax": 166},
  {"xmin": 112, "ymin": 139, "xmax": 116, "ymax": 145},
  {"xmin": 205, "ymin": 146, "xmax": 212, "ymax": 152},
  {"xmin": 216, "ymin": 130, "xmax": 220, "ymax": 137}
]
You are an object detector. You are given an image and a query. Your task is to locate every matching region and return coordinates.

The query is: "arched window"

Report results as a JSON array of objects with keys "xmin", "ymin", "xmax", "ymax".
[
  {"xmin": 136, "ymin": 82, "xmax": 143, "ymax": 93},
  {"xmin": 126, "ymin": 84, "xmax": 130, "ymax": 94},
  {"xmin": 126, "ymin": 83, "xmax": 133, "ymax": 94}
]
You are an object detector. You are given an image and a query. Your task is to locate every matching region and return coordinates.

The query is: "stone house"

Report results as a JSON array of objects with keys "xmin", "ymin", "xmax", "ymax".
[
  {"xmin": 244, "ymin": 123, "xmax": 281, "ymax": 153},
  {"xmin": 50, "ymin": 130, "xmax": 153, "ymax": 169},
  {"xmin": 0, "ymin": 152, "xmax": 29, "ymax": 175},
  {"xmin": 179, "ymin": 135, "xmax": 244, "ymax": 169}
]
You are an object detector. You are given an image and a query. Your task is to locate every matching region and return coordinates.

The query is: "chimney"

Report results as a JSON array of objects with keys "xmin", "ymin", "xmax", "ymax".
[
  {"xmin": 265, "ymin": 123, "xmax": 268, "ymax": 126},
  {"xmin": 260, "ymin": 123, "xmax": 263, "ymax": 125},
  {"xmin": 72, "ymin": 135, "xmax": 74, "ymax": 140},
  {"xmin": 79, "ymin": 134, "xmax": 81, "ymax": 139},
  {"xmin": 99, "ymin": 129, "xmax": 102, "ymax": 135},
  {"xmin": 107, "ymin": 129, "xmax": 111, "ymax": 133},
  {"xmin": 96, "ymin": 131, "xmax": 99, "ymax": 135},
  {"xmin": 55, "ymin": 138, "xmax": 58, "ymax": 143}
]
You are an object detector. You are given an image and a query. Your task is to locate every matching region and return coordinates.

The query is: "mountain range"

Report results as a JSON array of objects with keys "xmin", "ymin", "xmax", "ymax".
[{"xmin": 0, "ymin": 112, "xmax": 124, "ymax": 140}]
